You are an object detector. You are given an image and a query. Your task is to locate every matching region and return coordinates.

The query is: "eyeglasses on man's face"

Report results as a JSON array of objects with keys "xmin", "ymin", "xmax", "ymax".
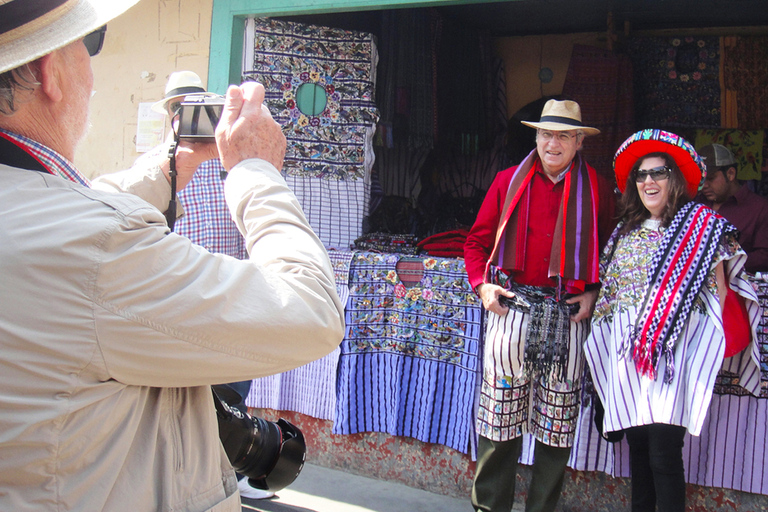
[
  {"xmin": 635, "ymin": 166, "xmax": 672, "ymax": 183},
  {"xmin": 83, "ymin": 25, "xmax": 107, "ymax": 57},
  {"xmin": 538, "ymin": 130, "xmax": 578, "ymax": 143},
  {"xmin": 168, "ymin": 101, "xmax": 182, "ymax": 117}
]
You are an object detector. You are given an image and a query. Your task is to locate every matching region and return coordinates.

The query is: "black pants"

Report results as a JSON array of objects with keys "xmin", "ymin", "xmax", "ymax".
[{"xmin": 625, "ymin": 424, "xmax": 687, "ymax": 512}]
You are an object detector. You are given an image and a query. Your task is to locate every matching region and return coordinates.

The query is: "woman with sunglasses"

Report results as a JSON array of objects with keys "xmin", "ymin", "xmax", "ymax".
[{"xmin": 583, "ymin": 130, "xmax": 761, "ymax": 512}]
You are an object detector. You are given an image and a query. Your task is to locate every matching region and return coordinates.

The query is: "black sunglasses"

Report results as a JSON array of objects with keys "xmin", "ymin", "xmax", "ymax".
[
  {"xmin": 635, "ymin": 165, "xmax": 672, "ymax": 183},
  {"xmin": 83, "ymin": 25, "xmax": 107, "ymax": 57}
]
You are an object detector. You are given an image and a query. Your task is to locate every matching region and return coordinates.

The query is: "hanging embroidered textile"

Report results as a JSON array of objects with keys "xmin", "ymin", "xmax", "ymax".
[
  {"xmin": 333, "ymin": 252, "xmax": 482, "ymax": 456},
  {"xmin": 562, "ymin": 44, "xmax": 635, "ymax": 176},
  {"xmin": 694, "ymin": 128, "xmax": 764, "ymax": 181},
  {"xmin": 723, "ymin": 36, "xmax": 768, "ymax": 130},
  {"xmin": 284, "ymin": 174, "xmax": 369, "ymax": 250},
  {"xmin": 243, "ymin": 17, "xmax": 379, "ymax": 181},
  {"xmin": 627, "ymin": 36, "xmax": 720, "ymax": 129}
]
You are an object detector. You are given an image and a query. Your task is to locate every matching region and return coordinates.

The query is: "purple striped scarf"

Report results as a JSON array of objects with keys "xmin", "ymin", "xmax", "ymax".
[{"xmin": 489, "ymin": 149, "xmax": 600, "ymax": 284}]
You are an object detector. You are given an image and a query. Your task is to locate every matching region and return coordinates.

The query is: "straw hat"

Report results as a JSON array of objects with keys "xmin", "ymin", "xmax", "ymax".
[
  {"xmin": 520, "ymin": 99, "xmax": 600, "ymax": 136},
  {"xmin": 0, "ymin": 0, "xmax": 140, "ymax": 75},
  {"xmin": 613, "ymin": 129, "xmax": 706, "ymax": 199},
  {"xmin": 151, "ymin": 70, "xmax": 217, "ymax": 115}
]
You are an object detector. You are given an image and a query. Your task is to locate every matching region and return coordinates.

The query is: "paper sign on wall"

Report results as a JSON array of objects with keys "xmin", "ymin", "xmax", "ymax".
[{"xmin": 136, "ymin": 102, "xmax": 166, "ymax": 152}]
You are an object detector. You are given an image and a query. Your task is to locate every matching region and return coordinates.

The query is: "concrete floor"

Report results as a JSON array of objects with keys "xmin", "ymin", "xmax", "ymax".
[{"xmin": 240, "ymin": 462, "xmax": 495, "ymax": 512}]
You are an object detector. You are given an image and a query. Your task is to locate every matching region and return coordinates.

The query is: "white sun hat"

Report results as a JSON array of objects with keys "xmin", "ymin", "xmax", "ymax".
[
  {"xmin": 151, "ymin": 70, "xmax": 218, "ymax": 116},
  {"xmin": 0, "ymin": 0, "xmax": 140, "ymax": 75}
]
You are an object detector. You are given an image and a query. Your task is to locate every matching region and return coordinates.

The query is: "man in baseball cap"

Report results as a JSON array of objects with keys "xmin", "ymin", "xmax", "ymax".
[
  {"xmin": 697, "ymin": 143, "xmax": 768, "ymax": 272},
  {"xmin": 0, "ymin": 2, "xmax": 344, "ymax": 511}
]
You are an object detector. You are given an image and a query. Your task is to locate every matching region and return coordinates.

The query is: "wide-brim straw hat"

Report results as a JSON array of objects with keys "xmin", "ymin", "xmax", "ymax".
[
  {"xmin": 613, "ymin": 129, "xmax": 706, "ymax": 199},
  {"xmin": 0, "ymin": 0, "xmax": 140, "ymax": 75},
  {"xmin": 520, "ymin": 99, "xmax": 600, "ymax": 136},
  {"xmin": 151, "ymin": 70, "xmax": 218, "ymax": 115}
]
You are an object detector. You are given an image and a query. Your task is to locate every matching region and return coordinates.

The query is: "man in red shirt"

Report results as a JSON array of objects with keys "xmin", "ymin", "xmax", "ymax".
[
  {"xmin": 464, "ymin": 100, "xmax": 616, "ymax": 512},
  {"xmin": 697, "ymin": 143, "xmax": 768, "ymax": 273}
]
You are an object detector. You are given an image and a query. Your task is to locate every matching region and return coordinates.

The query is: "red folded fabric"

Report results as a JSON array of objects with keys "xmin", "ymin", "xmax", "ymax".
[
  {"xmin": 723, "ymin": 286, "xmax": 751, "ymax": 358},
  {"xmin": 417, "ymin": 228, "xmax": 469, "ymax": 247}
]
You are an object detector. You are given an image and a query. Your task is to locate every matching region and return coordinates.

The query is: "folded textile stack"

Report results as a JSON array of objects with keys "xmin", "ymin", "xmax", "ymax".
[
  {"xmin": 417, "ymin": 228, "xmax": 469, "ymax": 258},
  {"xmin": 354, "ymin": 232, "xmax": 421, "ymax": 254}
]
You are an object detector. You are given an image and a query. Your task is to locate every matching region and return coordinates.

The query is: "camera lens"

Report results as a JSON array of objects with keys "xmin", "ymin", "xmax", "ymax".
[{"xmin": 213, "ymin": 389, "xmax": 306, "ymax": 491}]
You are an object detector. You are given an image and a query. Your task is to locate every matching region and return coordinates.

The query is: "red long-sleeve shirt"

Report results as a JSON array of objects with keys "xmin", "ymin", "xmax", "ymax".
[{"xmin": 464, "ymin": 160, "xmax": 617, "ymax": 293}]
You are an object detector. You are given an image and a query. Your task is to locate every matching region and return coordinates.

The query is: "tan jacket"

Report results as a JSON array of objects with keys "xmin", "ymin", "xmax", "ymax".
[{"xmin": 0, "ymin": 158, "xmax": 345, "ymax": 511}]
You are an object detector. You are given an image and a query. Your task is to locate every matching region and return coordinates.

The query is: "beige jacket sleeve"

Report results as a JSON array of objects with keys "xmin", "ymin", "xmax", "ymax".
[
  {"xmin": 91, "ymin": 143, "xmax": 184, "ymax": 218},
  {"xmin": 91, "ymin": 158, "xmax": 345, "ymax": 387}
]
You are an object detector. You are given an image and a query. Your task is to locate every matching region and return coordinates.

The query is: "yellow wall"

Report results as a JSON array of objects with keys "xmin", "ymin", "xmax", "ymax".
[
  {"xmin": 77, "ymin": 0, "xmax": 214, "ymax": 178},
  {"xmin": 495, "ymin": 32, "xmax": 607, "ymax": 118}
]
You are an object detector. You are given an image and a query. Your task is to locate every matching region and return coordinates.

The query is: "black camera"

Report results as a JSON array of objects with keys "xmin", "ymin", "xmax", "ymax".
[
  {"xmin": 177, "ymin": 94, "xmax": 225, "ymax": 141},
  {"xmin": 212, "ymin": 386, "xmax": 306, "ymax": 492}
]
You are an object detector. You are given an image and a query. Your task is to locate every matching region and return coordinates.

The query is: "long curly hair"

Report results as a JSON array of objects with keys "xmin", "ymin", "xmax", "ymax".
[{"xmin": 617, "ymin": 152, "xmax": 691, "ymax": 236}]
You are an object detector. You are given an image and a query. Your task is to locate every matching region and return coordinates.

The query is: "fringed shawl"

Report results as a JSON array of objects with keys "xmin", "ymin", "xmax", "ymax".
[
  {"xmin": 487, "ymin": 149, "xmax": 601, "ymax": 285},
  {"xmin": 616, "ymin": 202, "xmax": 736, "ymax": 383}
]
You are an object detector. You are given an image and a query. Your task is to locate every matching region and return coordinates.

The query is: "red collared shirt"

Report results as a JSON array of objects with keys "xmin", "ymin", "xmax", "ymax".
[
  {"xmin": 699, "ymin": 185, "xmax": 768, "ymax": 272},
  {"xmin": 464, "ymin": 159, "xmax": 617, "ymax": 293},
  {"xmin": 514, "ymin": 167, "xmax": 566, "ymax": 288}
]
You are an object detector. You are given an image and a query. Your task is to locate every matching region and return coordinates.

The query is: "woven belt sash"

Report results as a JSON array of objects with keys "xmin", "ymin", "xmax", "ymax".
[{"xmin": 493, "ymin": 274, "xmax": 576, "ymax": 380}]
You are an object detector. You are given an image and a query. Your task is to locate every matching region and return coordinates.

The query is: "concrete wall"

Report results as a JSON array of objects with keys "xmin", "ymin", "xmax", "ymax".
[{"xmin": 76, "ymin": 0, "xmax": 213, "ymax": 179}]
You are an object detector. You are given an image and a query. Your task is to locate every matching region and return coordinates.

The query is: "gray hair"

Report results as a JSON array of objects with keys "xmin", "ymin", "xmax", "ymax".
[{"xmin": 0, "ymin": 64, "xmax": 40, "ymax": 116}]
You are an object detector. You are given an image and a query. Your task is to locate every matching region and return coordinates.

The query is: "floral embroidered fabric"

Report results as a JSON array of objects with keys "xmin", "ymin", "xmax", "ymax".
[
  {"xmin": 593, "ymin": 221, "xmax": 738, "ymax": 324},
  {"xmin": 627, "ymin": 36, "xmax": 720, "ymax": 128},
  {"xmin": 333, "ymin": 252, "xmax": 482, "ymax": 454},
  {"xmin": 343, "ymin": 252, "xmax": 480, "ymax": 365},
  {"xmin": 244, "ymin": 18, "xmax": 379, "ymax": 181}
]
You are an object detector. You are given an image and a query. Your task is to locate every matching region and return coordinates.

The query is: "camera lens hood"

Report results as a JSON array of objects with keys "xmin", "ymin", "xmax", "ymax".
[
  {"xmin": 247, "ymin": 418, "xmax": 306, "ymax": 492},
  {"xmin": 212, "ymin": 387, "xmax": 307, "ymax": 493}
]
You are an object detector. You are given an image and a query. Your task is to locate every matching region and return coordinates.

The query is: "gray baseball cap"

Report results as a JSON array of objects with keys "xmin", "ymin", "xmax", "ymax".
[{"xmin": 698, "ymin": 143, "xmax": 736, "ymax": 169}]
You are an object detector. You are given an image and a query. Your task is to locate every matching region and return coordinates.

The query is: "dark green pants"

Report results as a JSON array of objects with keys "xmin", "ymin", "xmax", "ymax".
[{"xmin": 472, "ymin": 435, "xmax": 571, "ymax": 512}]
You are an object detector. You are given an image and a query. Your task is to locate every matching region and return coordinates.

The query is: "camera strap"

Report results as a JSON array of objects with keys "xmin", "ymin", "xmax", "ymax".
[
  {"xmin": 165, "ymin": 139, "xmax": 179, "ymax": 231},
  {"xmin": 0, "ymin": 130, "xmax": 90, "ymax": 187}
]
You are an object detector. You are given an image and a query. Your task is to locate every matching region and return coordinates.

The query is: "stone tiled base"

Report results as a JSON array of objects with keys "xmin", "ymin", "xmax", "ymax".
[{"xmin": 252, "ymin": 408, "xmax": 767, "ymax": 511}]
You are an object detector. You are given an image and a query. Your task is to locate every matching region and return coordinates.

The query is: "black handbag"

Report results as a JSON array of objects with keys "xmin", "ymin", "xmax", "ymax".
[{"xmin": 593, "ymin": 394, "xmax": 625, "ymax": 443}]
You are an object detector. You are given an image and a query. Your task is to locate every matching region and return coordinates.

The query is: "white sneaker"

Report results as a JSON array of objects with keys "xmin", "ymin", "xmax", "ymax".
[{"xmin": 237, "ymin": 477, "xmax": 275, "ymax": 500}]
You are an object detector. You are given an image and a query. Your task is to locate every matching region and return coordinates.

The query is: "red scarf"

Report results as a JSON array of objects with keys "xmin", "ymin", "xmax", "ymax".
[{"xmin": 487, "ymin": 149, "xmax": 600, "ymax": 286}]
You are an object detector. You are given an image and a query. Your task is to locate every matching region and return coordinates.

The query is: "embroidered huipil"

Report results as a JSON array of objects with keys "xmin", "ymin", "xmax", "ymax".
[
  {"xmin": 333, "ymin": 252, "xmax": 482, "ymax": 455},
  {"xmin": 585, "ymin": 220, "xmax": 761, "ymax": 436}
]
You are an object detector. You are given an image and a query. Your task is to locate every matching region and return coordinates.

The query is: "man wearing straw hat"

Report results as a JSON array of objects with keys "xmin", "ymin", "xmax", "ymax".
[
  {"xmin": 464, "ymin": 99, "xmax": 616, "ymax": 512},
  {"xmin": 0, "ymin": 1, "xmax": 344, "ymax": 511}
]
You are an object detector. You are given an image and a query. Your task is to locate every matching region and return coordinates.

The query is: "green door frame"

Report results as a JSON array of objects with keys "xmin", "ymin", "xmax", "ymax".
[{"xmin": 208, "ymin": 0, "xmax": 514, "ymax": 94}]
